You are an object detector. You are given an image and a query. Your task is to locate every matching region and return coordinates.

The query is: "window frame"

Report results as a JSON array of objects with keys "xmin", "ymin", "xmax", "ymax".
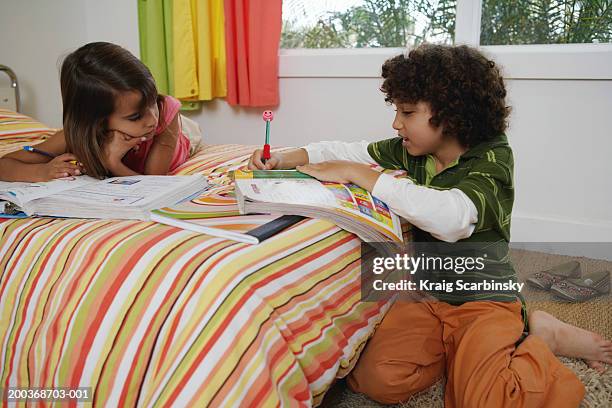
[{"xmin": 279, "ymin": 0, "xmax": 612, "ymax": 80}]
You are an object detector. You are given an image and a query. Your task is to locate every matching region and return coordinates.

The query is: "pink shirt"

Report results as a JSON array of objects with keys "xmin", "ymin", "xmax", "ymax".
[{"xmin": 122, "ymin": 95, "xmax": 190, "ymax": 174}]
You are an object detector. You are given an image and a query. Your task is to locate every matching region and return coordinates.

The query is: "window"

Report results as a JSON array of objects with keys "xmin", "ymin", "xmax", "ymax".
[
  {"xmin": 281, "ymin": 0, "xmax": 456, "ymax": 48},
  {"xmin": 279, "ymin": 0, "xmax": 612, "ymax": 80},
  {"xmin": 480, "ymin": 0, "xmax": 612, "ymax": 45},
  {"xmin": 281, "ymin": 0, "xmax": 611, "ymax": 48}
]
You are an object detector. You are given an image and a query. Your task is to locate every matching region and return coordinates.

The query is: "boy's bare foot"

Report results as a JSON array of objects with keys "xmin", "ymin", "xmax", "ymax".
[{"xmin": 529, "ymin": 310, "xmax": 612, "ymax": 373}]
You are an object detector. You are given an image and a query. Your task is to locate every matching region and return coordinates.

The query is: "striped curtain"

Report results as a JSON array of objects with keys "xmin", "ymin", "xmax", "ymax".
[{"xmin": 138, "ymin": 0, "xmax": 281, "ymax": 108}]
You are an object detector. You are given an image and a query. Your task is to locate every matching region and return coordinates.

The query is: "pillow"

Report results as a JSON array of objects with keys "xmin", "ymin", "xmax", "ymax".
[{"xmin": 0, "ymin": 109, "xmax": 55, "ymax": 157}]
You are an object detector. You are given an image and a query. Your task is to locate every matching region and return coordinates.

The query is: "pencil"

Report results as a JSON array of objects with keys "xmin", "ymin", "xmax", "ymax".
[
  {"xmin": 23, "ymin": 146, "xmax": 79, "ymax": 165},
  {"xmin": 261, "ymin": 111, "xmax": 273, "ymax": 164},
  {"xmin": 23, "ymin": 145, "xmax": 56, "ymax": 158}
]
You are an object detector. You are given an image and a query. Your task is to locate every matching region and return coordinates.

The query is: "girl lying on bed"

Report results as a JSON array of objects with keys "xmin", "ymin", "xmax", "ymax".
[{"xmin": 0, "ymin": 42, "xmax": 202, "ymax": 182}]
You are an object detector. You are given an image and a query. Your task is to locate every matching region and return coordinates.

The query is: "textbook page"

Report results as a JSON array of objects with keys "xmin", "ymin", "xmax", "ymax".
[
  {"xmin": 233, "ymin": 170, "xmax": 402, "ymax": 241},
  {"xmin": 0, "ymin": 176, "xmax": 97, "ymax": 206},
  {"xmin": 1, "ymin": 174, "xmax": 206, "ymax": 220},
  {"xmin": 237, "ymin": 179, "xmax": 338, "ymax": 207},
  {"xmin": 65, "ymin": 176, "xmax": 198, "ymax": 206}
]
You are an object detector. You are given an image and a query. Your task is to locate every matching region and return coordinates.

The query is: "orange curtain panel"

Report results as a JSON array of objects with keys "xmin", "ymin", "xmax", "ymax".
[{"xmin": 223, "ymin": 0, "xmax": 282, "ymax": 107}]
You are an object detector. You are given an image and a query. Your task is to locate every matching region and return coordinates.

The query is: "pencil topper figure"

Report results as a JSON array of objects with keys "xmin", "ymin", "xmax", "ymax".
[{"xmin": 262, "ymin": 111, "xmax": 274, "ymax": 122}]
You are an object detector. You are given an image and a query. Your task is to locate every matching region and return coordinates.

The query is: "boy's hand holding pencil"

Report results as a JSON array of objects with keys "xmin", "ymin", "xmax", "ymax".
[
  {"xmin": 248, "ymin": 149, "xmax": 282, "ymax": 170},
  {"xmin": 247, "ymin": 110, "xmax": 310, "ymax": 171},
  {"xmin": 248, "ymin": 110, "xmax": 281, "ymax": 170}
]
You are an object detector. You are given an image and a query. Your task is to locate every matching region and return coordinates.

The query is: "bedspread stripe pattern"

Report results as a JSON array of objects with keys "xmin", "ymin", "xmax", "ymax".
[
  {"xmin": 0, "ymin": 205, "xmax": 385, "ymax": 407},
  {"xmin": 0, "ymin": 114, "xmax": 389, "ymax": 407}
]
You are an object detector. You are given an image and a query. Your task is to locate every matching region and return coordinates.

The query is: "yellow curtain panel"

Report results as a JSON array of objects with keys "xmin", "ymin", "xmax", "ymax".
[{"xmin": 138, "ymin": 0, "xmax": 227, "ymax": 109}]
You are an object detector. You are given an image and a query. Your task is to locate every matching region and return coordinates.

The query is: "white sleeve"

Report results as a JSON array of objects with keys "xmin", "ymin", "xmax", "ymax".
[
  {"xmin": 303, "ymin": 140, "xmax": 374, "ymax": 164},
  {"xmin": 372, "ymin": 173, "xmax": 479, "ymax": 242}
]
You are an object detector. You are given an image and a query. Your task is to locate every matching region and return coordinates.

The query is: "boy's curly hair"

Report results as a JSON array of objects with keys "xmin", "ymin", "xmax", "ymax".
[{"xmin": 381, "ymin": 44, "xmax": 510, "ymax": 147}]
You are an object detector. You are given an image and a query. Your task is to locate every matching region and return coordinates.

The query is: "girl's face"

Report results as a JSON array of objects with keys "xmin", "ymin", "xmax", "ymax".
[
  {"xmin": 392, "ymin": 100, "xmax": 445, "ymax": 156},
  {"xmin": 107, "ymin": 90, "xmax": 159, "ymax": 142}
]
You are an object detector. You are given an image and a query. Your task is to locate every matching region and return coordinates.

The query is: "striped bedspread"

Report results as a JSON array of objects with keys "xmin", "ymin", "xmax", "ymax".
[{"xmin": 0, "ymin": 110, "xmax": 390, "ymax": 407}]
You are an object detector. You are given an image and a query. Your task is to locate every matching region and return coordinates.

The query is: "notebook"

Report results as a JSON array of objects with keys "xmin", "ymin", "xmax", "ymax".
[{"xmin": 150, "ymin": 194, "xmax": 305, "ymax": 244}]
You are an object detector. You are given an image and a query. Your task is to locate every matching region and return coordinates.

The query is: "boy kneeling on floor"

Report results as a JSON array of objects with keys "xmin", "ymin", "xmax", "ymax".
[{"xmin": 249, "ymin": 44, "xmax": 611, "ymax": 407}]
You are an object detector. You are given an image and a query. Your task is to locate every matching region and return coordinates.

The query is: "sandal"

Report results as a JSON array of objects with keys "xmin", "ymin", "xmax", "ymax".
[
  {"xmin": 550, "ymin": 270, "xmax": 610, "ymax": 302},
  {"xmin": 526, "ymin": 260, "xmax": 581, "ymax": 290}
]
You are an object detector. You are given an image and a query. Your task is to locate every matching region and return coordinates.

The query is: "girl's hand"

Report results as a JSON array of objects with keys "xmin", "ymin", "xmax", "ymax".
[
  {"xmin": 248, "ymin": 149, "xmax": 283, "ymax": 170},
  {"xmin": 37, "ymin": 153, "xmax": 83, "ymax": 180},
  {"xmin": 103, "ymin": 130, "xmax": 145, "ymax": 169}
]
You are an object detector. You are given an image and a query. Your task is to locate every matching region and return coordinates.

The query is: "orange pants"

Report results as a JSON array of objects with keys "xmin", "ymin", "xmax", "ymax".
[{"xmin": 348, "ymin": 300, "xmax": 585, "ymax": 407}]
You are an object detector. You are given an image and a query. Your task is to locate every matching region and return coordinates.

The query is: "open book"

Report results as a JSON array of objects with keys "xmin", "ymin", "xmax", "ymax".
[
  {"xmin": 0, "ymin": 174, "xmax": 206, "ymax": 220},
  {"xmin": 233, "ymin": 170, "xmax": 403, "ymax": 242}
]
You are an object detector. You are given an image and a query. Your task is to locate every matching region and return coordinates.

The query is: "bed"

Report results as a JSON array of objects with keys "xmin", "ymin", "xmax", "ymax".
[{"xmin": 0, "ymin": 109, "xmax": 393, "ymax": 406}]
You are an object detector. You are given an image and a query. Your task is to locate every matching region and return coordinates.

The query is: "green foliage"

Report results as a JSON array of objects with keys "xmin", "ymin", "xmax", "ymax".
[
  {"xmin": 282, "ymin": 0, "xmax": 449, "ymax": 48},
  {"xmin": 329, "ymin": 0, "xmax": 414, "ymax": 47},
  {"xmin": 480, "ymin": 0, "xmax": 612, "ymax": 44},
  {"xmin": 281, "ymin": 0, "xmax": 612, "ymax": 48},
  {"xmin": 414, "ymin": 0, "xmax": 457, "ymax": 41}
]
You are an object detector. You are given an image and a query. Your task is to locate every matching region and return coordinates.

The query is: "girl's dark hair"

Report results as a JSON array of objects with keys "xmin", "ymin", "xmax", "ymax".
[
  {"xmin": 381, "ymin": 44, "xmax": 510, "ymax": 147},
  {"xmin": 60, "ymin": 42, "xmax": 163, "ymax": 178}
]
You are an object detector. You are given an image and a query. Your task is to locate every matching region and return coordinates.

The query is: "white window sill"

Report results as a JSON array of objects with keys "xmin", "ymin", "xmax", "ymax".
[{"xmin": 279, "ymin": 43, "xmax": 612, "ymax": 80}]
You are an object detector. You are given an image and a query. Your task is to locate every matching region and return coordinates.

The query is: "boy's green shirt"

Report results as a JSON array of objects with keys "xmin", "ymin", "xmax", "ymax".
[{"xmin": 368, "ymin": 134, "xmax": 517, "ymax": 304}]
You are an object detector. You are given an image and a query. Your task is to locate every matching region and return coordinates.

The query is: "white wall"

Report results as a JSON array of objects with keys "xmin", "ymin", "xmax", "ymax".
[
  {"xmin": 0, "ymin": 0, "xmax": 139, "ymax": 126},
  {"xmin": 195, "ymin": 77, "xmax": 612, "ymax": 245},
  {"xmin": 195, "ymin": 77, "xmax": 395, "ymax": 146},
  {"xmin": 507, "ymin": 80, "xmax": 612, "ymax": 241},
  {"xmin": 1, "ymin": 0, "xmax": 610, "ymax": 249}
]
